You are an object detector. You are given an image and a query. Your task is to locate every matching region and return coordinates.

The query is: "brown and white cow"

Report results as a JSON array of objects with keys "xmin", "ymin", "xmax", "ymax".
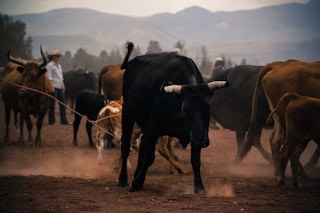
[
  {"xmin": 1, "ymin": 46, "xmax": 54, "ymax": 145},
  {"xmin": 95, "ymin": 100, "xmax": 185, "ymax": 174},
  {"xmin": 241, "ymin": 60, "xmax": 320, "ymax": 186},
  {"xmin": 267, "ymin": 93, "xmax": 320, "ymax": 188}
]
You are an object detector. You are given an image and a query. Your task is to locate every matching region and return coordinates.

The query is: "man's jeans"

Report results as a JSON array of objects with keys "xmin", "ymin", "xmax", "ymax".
[{"xmin": 48, "ymin": 88, "xmax": 68, "ymax": 124}]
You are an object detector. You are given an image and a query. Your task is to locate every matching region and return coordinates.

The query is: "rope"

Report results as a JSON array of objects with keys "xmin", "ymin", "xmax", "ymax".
[{"xmin": 1, "ymin": 77, "xmax": 120, "ymax": 137}]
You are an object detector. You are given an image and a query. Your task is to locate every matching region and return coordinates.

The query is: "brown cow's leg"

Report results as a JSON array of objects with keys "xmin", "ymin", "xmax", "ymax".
[
  {"xmin": 18, "ymin": 113, "xmax": 25, "ymax": 144},
  {"xmin": 168, "ymin": 137, "xmax": 184, "ymax": 174},
  {"xmin": 277, "ymin": 143, "xmax": 290, "ymax": 188},
  {"xmin": 14, "ymin": 111, "xmax": 18, "ymax": 132},
  {"xmin": 270, "ymin": 121, "xmax": 283, "ymax": 177},
  {"xmin": 24, "ymin": 114, "xmax": 33, "ymax": 145},
  {"xmin": 35, "ymin": 110, "xmax": 47, "ymax": 146},
  {"xmin": 157, "ymin": 136, "xmax": 184, "ymax": 174},
  {"xmin": 4, "ymin": 106, "xmax": 11, "ymax": 143},
  {"xmin": 305, "ymin": 142, "xmax": 320, "ymax": 168},
  {"xmin": 278, "ymin": 124, "xmax": 306, "ymax": 189},
  {"xmin": 290, "ymin": 140, "xmax": 309, "ymax": 189}
]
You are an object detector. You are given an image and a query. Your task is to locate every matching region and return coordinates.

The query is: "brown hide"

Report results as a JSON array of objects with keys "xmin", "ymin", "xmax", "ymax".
[
  {"xmin": 96, "ymin": 101, "xmax": 123, "ymax": 148},
  {"xmin": 1, "ymin": 51, "xmax": 53, "ymax": 145},
  {"xmin": 268, "ymin": 93, "xmax": 320, "ymax": 187},
  {"xmin": 2, "ymin": 62, "xmax": 53, "ymax": 114},
  {"xmin": 98, "ymin": 64, "xmax": 124, "ymax": 100},
  {"xmin": 3, "ymin": 62, "xmax": 18, "ymax": 76},
  {"xmin": 244, "ymin": 60, "xmax": 320, "ymax": 187}
]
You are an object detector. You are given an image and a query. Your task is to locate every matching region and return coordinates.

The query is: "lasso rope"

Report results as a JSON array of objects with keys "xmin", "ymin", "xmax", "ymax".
[{"xmin": 1, "ymin": 77, "xmax": 120, "ymax": 137}]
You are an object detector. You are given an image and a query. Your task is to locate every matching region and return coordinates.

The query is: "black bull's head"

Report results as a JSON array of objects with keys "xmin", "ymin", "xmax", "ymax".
[{"xmin": 163, "ymin": 80, "xmax": 229, "ymax": 148}]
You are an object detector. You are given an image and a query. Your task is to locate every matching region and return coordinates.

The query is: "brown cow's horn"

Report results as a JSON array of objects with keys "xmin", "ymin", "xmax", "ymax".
[
  {"xmin": 38, "ymin": 45, "xmax": 48, "ymax": 68},
  {"xmin": 7, "ymin": 50, "xmax": 27, "ymax": 66}
]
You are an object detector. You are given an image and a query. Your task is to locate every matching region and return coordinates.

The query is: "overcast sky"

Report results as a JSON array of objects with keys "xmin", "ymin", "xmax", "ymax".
[{"xmin": 0, "ymin": 0, "xmax": 310, "ymax": 16}]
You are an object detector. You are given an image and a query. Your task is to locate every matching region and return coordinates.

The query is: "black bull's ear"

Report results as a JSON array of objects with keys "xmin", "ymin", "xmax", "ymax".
[
  {"xmin": 160, "ymin": 81, "xmax": 174, "ymax": 91},
  {"xmin": 225, "ymin": 76, "xmax": 230, "ymax": 87}
]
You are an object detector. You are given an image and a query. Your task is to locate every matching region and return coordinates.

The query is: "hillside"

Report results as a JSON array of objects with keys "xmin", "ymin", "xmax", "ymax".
[{"xmin": 11, "ymin": 0, "xmax": 320, "ymax": 64}]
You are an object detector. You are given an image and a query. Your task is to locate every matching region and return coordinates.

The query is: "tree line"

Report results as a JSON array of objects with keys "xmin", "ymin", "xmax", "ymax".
[{"xmin": 0, "ymin": 13, "xmax": 246, "ymax": 76}]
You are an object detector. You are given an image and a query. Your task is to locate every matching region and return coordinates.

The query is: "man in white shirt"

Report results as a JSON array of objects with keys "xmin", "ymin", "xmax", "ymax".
[{"xmin": 46, "ymin": 49, "xmax": 68, "ymax": 125}]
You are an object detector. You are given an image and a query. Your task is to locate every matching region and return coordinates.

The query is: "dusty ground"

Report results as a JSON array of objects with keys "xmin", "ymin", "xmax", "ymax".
[{"xmin": 0, "ymin": 104, "xmax": 319, "ymax": 213}]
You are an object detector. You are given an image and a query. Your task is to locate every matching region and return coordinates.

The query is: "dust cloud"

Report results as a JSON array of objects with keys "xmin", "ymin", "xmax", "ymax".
[
  {"xmin": 179, "ymin": 184, "xmax": 235, "ymax": 197},
  {"xmin": 166, "ymin": 180, "xmax": 235, "ymax": 197},
  {"xmin": 207, "ymin": 184, "xmax": 235, "ymax": 197},
  {"xmin": 0, "ymin": 146, "xmax": 116, "ymax": 179}
]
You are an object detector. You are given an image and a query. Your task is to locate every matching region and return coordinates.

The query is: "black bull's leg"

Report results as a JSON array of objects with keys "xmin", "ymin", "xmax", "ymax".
[{"xmin": 191, "ymin": 145, "xmax": 206, "ymax": 194}]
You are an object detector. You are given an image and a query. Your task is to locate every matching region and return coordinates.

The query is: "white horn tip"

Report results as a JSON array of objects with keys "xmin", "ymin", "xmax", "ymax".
[
  {"xmin": 208, "ymin": 81, "xmax": 228, "ymax": 90},
  {"xmin": 164, "ymin": 85, "xmax": 182, "ymax": 94}
]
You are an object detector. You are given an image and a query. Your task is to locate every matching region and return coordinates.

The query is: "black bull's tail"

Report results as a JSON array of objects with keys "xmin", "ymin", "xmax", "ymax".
[{"xmin": 121, "ymin": 42, "xmax": 134, "ymax": 70}]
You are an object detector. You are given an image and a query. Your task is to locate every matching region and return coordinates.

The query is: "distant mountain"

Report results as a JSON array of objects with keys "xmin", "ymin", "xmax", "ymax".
[{"xmin": 11, "ymin": 0, "xmax": 320, "ymax": 65}]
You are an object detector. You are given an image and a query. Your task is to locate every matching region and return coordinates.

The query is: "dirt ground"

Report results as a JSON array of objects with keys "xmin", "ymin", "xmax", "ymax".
[{"xmin": 0, "ymin": 104, "xmax": 319, "ymax": 213}]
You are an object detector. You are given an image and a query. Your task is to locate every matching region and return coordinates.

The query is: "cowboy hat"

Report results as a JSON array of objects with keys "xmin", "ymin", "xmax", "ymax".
[{"xmin": 48, "ymin": 49, "xmax": 62, "ymax": 57}]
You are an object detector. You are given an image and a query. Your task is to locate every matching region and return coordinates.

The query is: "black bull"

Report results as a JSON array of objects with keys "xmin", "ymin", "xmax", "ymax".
[
  {"xmin": 118, "ymin": 42, "xmax": 228, "ymax": 194},
  {"xmin": 64, "ymin": 69, "xmax": 98, "ymax": 109},
  {"xmin": 210, "ymin": 65, "xmax": 272, "ymax": 163}
]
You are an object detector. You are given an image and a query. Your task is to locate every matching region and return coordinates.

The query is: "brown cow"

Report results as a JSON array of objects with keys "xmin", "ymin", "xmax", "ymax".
[
  {"xmin": 95, "ymin": 100, "xmax": 184, "ymax": 174},
  {"xmin": 267, "ymin": 93, "xmax": 320, "ymax": 188},
  {"xmin": 98, "ymin": 64, "xmax": 124, "ymax": 101},
  {"xmin": 241, "ymin": 60, "xmax": 320, "ymax": 186},
  {"xmin": 1, "ymin": 46, "xmax": 54, "ymax": 145}
]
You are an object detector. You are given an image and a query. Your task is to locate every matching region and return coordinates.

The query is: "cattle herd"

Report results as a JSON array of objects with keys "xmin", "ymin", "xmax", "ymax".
[{"xmin": 0, "ymin": 42, "xmax": 319, "ymax": 195}]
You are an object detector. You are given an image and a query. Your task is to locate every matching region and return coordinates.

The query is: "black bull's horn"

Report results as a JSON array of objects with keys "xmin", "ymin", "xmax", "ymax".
[
  {"xmin": 7, "ymin": 45, "xmax": 47, "ymax": 68},
  {"xmin": 164, "ymin": 80, "xmax": 229, "ymax": 94}
]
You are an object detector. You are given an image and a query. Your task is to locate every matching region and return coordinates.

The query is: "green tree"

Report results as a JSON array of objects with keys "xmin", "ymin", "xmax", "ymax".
[
  {"xmin": 109, "ymin": 49, "xmax": 122, "ymax": 64},
  {"xmin": 0, "ymin": 13, "xmax": 33, "ymax": 66},
  {"xmin": 131, "ymin": 45, "xmax": 141, "ymax": 58},
  {"xmin": 99, "ymin": 50, "xmax": 108, "ymax": 58},
  {"xmin": 240, "ymin": 58, "xmax": 247, "ymax": 65},
  {"xmin": 174, "ymin": 41, "xmax": 184, "ymax": 51},
  {"xmin": 147, "ymin": 41, "xmax": 162, "ymax": 53},
  {"xmin": 199, "ymin": 45, "xmax": 211, "ymax": 75},
  {"xmin": 74, "ymin": 48, "xmax": 91, "ymax": 69},
  {"xmin": 64, "ymin": 51, "xmax": 72, "ymax": 58},
  {"xmin": 173, "ymin": 40, "xmax": 185, "ymax": 54},
  {"xmin": 60, "ymin": 50, "xmax": 74, "ymax": 71}
]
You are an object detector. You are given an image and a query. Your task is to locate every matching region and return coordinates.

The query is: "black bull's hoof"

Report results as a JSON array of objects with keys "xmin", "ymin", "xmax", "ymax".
[
  {"xmin": 118, "ymin": 180, "xmax": 129, "ymax": 187},
  {"xmin": 129, "ymin": 180, "xmax": 144, "ymax": 192},
  {"xmin": 195, "ymin": 187, "xmax": 207, "ymax": 195}
]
